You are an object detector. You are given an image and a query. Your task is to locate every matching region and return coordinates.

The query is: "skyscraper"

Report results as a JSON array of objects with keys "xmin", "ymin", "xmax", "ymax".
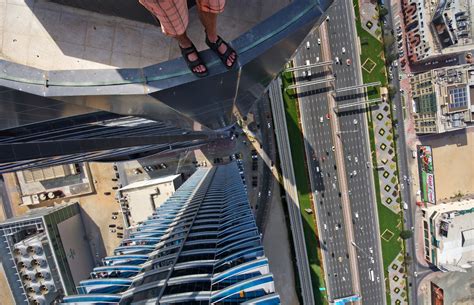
[
  {"xmin": 61, "ymin": 163, "xmax": 280, "ymax": 304},
  {"xmin": 0, "ymin": 0, "xmax": 332, "ymax": 172}
]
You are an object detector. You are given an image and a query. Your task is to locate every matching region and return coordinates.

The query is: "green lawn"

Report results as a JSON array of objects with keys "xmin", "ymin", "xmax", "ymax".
[{"xmin": 281, "ymin": 71, "xmax": 327, "ymax": 305}]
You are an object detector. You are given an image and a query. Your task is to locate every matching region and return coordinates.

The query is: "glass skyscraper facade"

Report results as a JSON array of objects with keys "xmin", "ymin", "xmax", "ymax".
[
  {"xmin": 0, "ymin": 0, "xmax": 331, "ymax": 173},
  {"xmin": 61, "ymin": 163, "xmax": 280, "ymax": 305}
]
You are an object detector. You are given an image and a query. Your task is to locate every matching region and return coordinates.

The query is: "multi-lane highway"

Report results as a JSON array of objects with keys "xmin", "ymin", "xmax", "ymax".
[{"xmin": 291, "ymin": 0, "xmax": 386, "ymax": 303}]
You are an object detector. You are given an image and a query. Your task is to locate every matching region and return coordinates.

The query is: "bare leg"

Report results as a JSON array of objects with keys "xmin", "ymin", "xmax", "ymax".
[
  {"xmin": 175, "ymin": 32, "xmax": 206, "ymax": 73},
  {"xmin": 198, "ymin": 10, "xmax": 236, "ymax": 67}
]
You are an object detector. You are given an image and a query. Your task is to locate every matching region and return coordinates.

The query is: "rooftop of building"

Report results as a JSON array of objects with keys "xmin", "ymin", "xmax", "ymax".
[
  {"xmin": 423, "ymin": 198, "xmax": 474, "ymax": 269},
  {"xmin": 119, "ymin": 174, "xmax": 181, "ymax": 191},
  {"xmin": 0, "ymin": 202, "xmax": 77, "ymax": 226},
  {"xmin": 0, "ymin": 0, "xmax": 291, "ymax": 71}
]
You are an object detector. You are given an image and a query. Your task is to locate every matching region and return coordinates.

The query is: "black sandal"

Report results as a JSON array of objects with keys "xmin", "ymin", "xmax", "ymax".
[
  {"xmin": 205, "ymin": 35, "xmax": 237, "ymax": 69},
  {"xmin": 179, "ymin": 43, "xmax": 208, "ymax": 78}
]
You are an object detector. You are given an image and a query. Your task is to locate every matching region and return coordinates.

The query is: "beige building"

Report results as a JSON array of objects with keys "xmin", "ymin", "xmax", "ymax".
[
  {"xmin": 421, "ymin": 198, "xmax": 474, "ymax": 272},
  {"xmin": 16, "ymin": 163, "xmax": 94, "ymax": 206},
  {"xmin": 119, "ymin": 174, "xmax": 183, "ymax": 226},
  {"xmin": 410, "ymin": 64, "xmax": 474, "ymax": 134}
]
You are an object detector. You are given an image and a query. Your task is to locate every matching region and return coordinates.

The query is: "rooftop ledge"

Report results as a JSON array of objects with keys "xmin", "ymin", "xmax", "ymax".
[
  {"xmin": 0, "ymin": 0, "xmax": 291, "ymax": 70},
  {"xmin": 0, "ymin": 0, "xmax": 331, "ymax": 130}
]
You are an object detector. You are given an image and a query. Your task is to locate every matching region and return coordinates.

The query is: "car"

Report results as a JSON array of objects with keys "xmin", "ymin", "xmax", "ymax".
[
  {"xmin": 326, "ymin": 113, "xmax": 330, "ymax": 120},
  {"xmin": 326, "ymin": 15, "xmax": 330, "ymax": 21},
  {"xmin": 346, "ymin": 58, "xmax": 351, "ymax": 65},
  {"xmin": 302, "ymin": 71, "xmax": 307, "ymax": 77},
  {"xmin": 306, "ymin": 41, "xmax": 310, "ymax": 49},
  {"xmin": 267, "ymin": 122, "xmax": 271, "ymax": 128},
  {"xmin": 342, "ymin": 47, "xmax": 346, "ymax": 53},
  {"xmin": 331, "ymin": 146, "xmax": 335, "ymax": 151},
  {"xmin": 355, "ymin": 212, "xmax": 359, "ymax": 218},
  {"xmin": 159, "ymin": 163, "xmax": 167, "ymax": 169},
  {"xmin": 369, "ymin": 247, "xmax": 373, "ymax": 254},
  {"xmin": 307, "ymin": 70, "xmax": 312, "ymax": 78},
  {"xmin": 347, "ymin": 155, "xmax": 352, "ymax": 161},
  {"xmin": 111, "ymin": 216, "xmax": 117, "ymax": 220},
  {"xmin": 403, "ymin": 202, "xmax": 408, "ymax": 210},
  {"xmin": 352, "ymin": 170, "xmax": 357, "ymax": 176},
  {"xmin": 354, "ymin": 157, "xmax": 358, "ymax": 163},
  {"xmin": 117, "ymin": 226, "xmax": 123, "ymax": 230},
  {"xmin": 268, "ymin": 190, "xmax": 271, "ymax": 196},
  {"xmin": 305, "ymin": 59, "xmax": 310, "ymax": 66},
  {"xmin": 104, "ymin": 192, "xmax": 111, "ymax": 196},
  {"xmin": 316, "ymin": 56, "xmax": 320, "ymax": 62},
  {"xmin": 316, "ymin": 166, "xmax": 320, "ymax": 172},
  {"xmin": 317, "ymin": 38, "xmax": 321, "ymax": 45},
  {"xmin": 110, "ymin": 229, "xmax": 116, "ymax": 233},
  {"xmin": 113, "ymin": 165, "xmax": 118, "ymax": 171},
  {"xmin": 112, "ymin": 212, "xmax": 119, "ymax": 216},
  {"xmin": 335, "ymin": 224, "xmax": 339, "ymax": 231},
  {"xmin": 353, "ymin": 118, "xmax": 358, "ymax": 124},
  {"xmin": 324, "ymin": 223, "xmax": 327, "ymax": 230},
  {"xmin": 108, "ymin": 224, "xmax": 116, "ymax": 228},
  {"xmin": 334, "ymin": 56, "xmax": 340, "ymax": 64}
]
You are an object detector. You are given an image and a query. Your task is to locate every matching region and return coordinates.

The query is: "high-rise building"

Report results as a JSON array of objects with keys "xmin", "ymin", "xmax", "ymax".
[
  {"xmin": 0, "ymin": 203, "xmax": 94, "ymax": 305},
  {"xmin": 61, "ymin": 163, "xmax": 280, "ymax": 304},
  {"xmin": 0, "ymin": 0, "xmax": 332, "ymax": 172}
]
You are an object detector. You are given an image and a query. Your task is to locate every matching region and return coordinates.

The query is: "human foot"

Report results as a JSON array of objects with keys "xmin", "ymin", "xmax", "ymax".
[
  {"xmin": 179, "ymin": 43, "xmax": 208, "ymax": 77},
  {"xmin": 205, "ymin": 35, "xmax": 237, "ymax": 69}
]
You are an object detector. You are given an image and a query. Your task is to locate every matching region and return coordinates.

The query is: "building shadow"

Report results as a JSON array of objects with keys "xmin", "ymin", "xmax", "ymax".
[{"xmin": 79, "ymin": 206, "xmax": 107, "ymax": 267}]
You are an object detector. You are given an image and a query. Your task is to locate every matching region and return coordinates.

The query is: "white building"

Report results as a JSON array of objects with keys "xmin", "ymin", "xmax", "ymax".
[
  {"xmin": 421, "ymin": 198, "xmax": 474, "ymax": 272},
  {"xmin": 119, "ymin": 174, "xmax": 183, "ymax": 226}
]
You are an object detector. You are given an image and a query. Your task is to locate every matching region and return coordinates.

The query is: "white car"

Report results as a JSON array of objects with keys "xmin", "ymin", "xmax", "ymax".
[
  {"xmin": 355, "ymin": 212, "xmax": 359, "ymax": 218},
  {"xmin": 324, "ymin": 223, "xmax": 327, "ymax": 230},
  {"xmin": 317, "ymin": 38, "xmax": 321, "ymax": 45},
  {"xmin": 267, "ymin": 122, "xmax": 271, "ymax": 128},
  {"xmin": 320, "ymin": 116, "xmax": 324, "ymax": 123},
  {"xmin": 342, "ymin": 47, "xmax": 346, "ymax": 53},
  {"xmin": 316, "ymin": 56, "xmax": 320, "ymax": 62},
  {"xmin": 305, "ymin": 59, "xmax": 310, "ymax": 66},
  {"xmin": 353, "ymin": 118, "xmax": 358, "ymax": 124},
  {"xmin": 331, "ymin": 146, "xmax": 335, "ymax": 151},
  {"xmin": 306, "ymin": 41, "xmax": 310, "ymax": 49},
  {"xmin": 354, "ymin": 156, "xmax": 358, "ymax": 163},
  {"xmin": 352, "ymin": 170, "xmax": 357, "ymax": 176},
  {"xmin": 335, "ymin": 56, "xmax": 340, "ymax": 64}
]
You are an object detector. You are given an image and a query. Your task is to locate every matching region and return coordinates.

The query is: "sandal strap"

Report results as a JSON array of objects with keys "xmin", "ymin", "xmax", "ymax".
[
  {"xmin": 179, "ymin": 43, "xmax": 207, "ymax": 75},
  {"xmin": 206, "ymin": 36, "xmax": 235, "ymax": 59},
  {"xmin": 206, "ymin": 36, "xmax": 224, "ymax": 51},
  {"xmin": 180, "ymin": 44, "xmax": 198, "ymax": 56}
]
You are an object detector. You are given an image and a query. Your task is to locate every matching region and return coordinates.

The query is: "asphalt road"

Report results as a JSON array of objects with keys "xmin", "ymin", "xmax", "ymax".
[
  {"xmin": 384, "ymin": 1, "xmax": 433, "ymax": 303},
  {"xmin": 291, "ymin": 0, "xmax": 385, "ymax": 303},
  {"xmin": 269, "ymin": 78, "xmax": 316, "ymax": 305},
  {"xmin": 255, "ymin": 94, "xmax": 274, "ymax": 233}
]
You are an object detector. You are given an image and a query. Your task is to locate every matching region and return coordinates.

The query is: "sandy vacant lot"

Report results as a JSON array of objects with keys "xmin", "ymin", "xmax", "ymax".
[{"xmin": 422, "ymin": 127, "xmax": 474, "ymax": 200}]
